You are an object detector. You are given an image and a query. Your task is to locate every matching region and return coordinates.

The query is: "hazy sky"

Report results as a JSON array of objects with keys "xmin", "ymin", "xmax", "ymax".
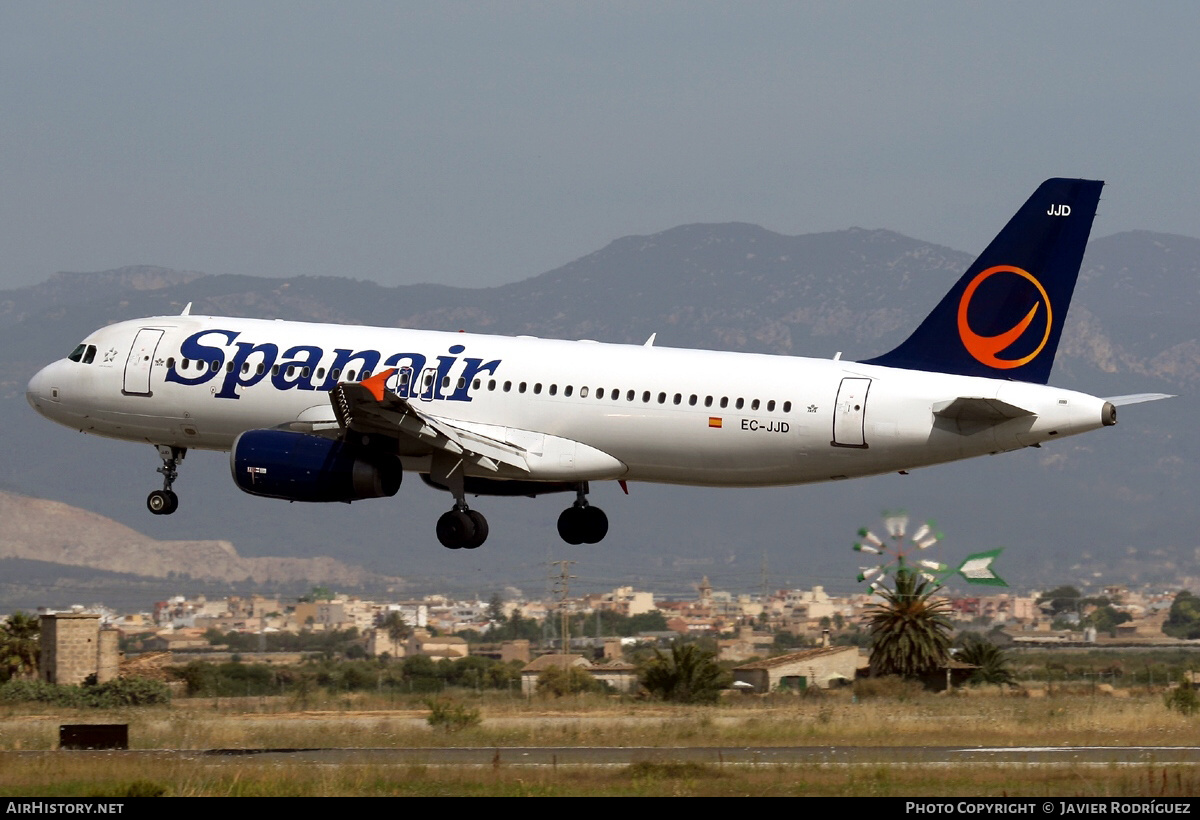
[{"xmin": 4, "ymin": 2, "xmax": 1199, "ymax": 290}]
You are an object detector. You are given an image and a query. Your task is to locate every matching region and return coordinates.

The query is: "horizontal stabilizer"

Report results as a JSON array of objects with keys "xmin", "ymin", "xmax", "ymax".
[
  {"xmin": 933, "ymin": 397, "xmax": 1034, "ymax": 423},
  {"xmin": 1103, "ymin": 393, "xmax": 1175, "ymax": 407}
]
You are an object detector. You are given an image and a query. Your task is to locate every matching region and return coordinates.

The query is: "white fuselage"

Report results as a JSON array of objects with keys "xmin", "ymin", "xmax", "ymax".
[{"xmin": 26, "ymin": 315, "xmax": 1113, "ymax": 488}]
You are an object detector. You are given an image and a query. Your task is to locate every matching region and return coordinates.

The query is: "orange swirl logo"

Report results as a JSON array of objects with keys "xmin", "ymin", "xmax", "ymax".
[{"xmin": 957, "ymin": 265, "xmax": 1052, "ymax": 369}]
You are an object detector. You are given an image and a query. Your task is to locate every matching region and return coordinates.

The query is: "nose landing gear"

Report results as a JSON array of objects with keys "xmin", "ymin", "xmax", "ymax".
[
  {"xmin": 147, "ymin": 445, "xmax": 185, "ymax": 515},
  {"xmin": 557, "ymin": 483, "xmax": 608, "ymax": 545}
]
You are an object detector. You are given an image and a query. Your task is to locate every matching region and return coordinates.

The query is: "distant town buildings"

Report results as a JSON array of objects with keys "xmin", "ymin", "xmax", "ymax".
[{"xmin": 19, "ymin": 576, "xmax": 1196, "ymax": 688}]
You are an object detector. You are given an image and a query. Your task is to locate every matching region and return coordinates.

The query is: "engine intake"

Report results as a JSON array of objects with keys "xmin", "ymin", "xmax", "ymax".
[{"xmin": 231, "ymin": 429, "xmax": 401, "ymax": 502}]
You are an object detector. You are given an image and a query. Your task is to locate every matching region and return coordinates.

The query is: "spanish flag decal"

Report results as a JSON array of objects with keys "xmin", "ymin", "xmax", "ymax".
[{"xmin": 708, "ymin": 417, "xmax": 723, "ymax": 428}]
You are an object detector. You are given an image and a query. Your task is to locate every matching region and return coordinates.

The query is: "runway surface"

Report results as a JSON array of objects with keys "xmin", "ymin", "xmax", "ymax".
[{"xmin": 8, "ymin": 745, "xmax": 1200, "ymax": 765}]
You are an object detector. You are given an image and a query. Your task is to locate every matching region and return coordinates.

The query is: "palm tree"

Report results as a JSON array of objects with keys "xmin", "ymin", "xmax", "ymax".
[
  {"xmin": 0, "ymin": 611, "xmax": 40, "ymax": 681},
  {"xmin": 640, "ymin": 643, "xmax": 727, "ymax": 703},
  {"xmin": 380, "ymin": 611, "xmax": 410, "ymax": 656},
  {"xmin": 865, "ymin": 568, "xmax": 952, "ymax": 679},
  {"xmin": 955, "ymin": 634, "xmax": 1017, "ymax": 686}
]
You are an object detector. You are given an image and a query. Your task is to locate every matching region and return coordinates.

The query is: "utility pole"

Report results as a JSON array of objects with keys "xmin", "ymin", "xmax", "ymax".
[{"xmin": 551, "ymin": 560, "xmax": 575, "ymax": 654}]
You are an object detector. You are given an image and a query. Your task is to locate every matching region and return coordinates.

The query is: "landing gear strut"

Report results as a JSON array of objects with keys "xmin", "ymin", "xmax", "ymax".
[
  {"xmin": 557, "ymin": 483, "xmax": 608, "ymax": 545},
  {"xmin": 147, "ymin": 445, "xmax": 185, "ymax": 515},
  {"xmin": 432, "ymin": 455, "xmax": 488, "ymax": 550}
]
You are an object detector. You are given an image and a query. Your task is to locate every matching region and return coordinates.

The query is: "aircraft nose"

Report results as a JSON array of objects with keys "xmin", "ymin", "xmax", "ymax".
[{"xmin": 26, "ymin": 363, "xmax": 59, "ymax": 412}]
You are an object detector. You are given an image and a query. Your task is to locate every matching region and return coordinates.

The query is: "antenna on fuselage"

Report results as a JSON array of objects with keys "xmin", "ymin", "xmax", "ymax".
[
  {"xmin": 180, "ymin": 302, "xmax": 192, "ymax": 316},
  {"xmin": 643, "ymin": 333, "xmax": 656, "ymax": 347}
]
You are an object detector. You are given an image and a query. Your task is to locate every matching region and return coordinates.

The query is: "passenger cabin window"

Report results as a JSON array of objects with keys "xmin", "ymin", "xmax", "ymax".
[
  {"xmin": 580, "ymin": 387, "xmax": 589, "ymax": 398},
  {"xmin": 783, "ymin": 401, "xmax": 792, "ymax": 413},
  {"xmin": 564, "ymin": 385, "xmax": 573, "ymax": 397},
  {"xmin": 549, "ymin": 384, "xmax": 558, "ymax": 396}
]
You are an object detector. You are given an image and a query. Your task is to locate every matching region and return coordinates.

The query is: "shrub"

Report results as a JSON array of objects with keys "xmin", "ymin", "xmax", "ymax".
[
  {"xmin": 425, "ymin": 697, "xmax": 481, "ymax": 732},
  {"xmin": 852, "ymin": 675, "xmax": 926, "ymax": 701},
  {"xmin": 84, "ymin": 677, "xmax": 171, "ymax": 707},
  {"xmin": 536, "ymin": 664, "xmax": 606, "ymax": 697},
  {"xmin": 0, "ymin": 676, "xmax": 169, "ymax": 707},
  {"xmin": 1165, "ymin": 685, "xmax": 1200, "ymax": 716}
]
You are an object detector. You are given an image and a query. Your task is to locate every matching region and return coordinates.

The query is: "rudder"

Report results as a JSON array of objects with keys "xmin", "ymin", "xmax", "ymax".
[{"xmin": 862, "ymin": 178, "xmax": 1103, "ymax": 384}]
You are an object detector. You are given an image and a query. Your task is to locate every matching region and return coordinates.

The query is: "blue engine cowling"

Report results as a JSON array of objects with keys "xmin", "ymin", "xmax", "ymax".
[{"xmin": 230, "ymin": 429, "xmax": 402, "ymax": 502}]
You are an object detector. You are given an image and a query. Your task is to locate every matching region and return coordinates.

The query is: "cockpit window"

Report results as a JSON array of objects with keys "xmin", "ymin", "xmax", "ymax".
[{"xmin": 67, "ymin": 344, "xmax": 98, "ymax": 363}]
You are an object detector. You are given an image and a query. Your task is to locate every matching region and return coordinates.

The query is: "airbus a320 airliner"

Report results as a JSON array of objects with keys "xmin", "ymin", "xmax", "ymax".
[{"xmin": 26, "ymin": 179, "xmax": 1169, "ymax": 550}]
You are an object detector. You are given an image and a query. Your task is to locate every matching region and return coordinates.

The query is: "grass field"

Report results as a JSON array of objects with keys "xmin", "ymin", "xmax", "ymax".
[{"xmin": 2, "ymin": 686, "xmax": 1199, "ymax": 796}]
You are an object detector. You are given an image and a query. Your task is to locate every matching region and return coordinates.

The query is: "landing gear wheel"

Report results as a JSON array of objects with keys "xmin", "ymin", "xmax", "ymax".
[
  {"xmin": 557, "ymin": 505, "xmax": 608, "ymax": 545},
  {"xmin": 147, "ymin": 489, "xmax": 178, "ymax": 516},
  {"xmin": 557, "ymin": 507, "xmax": 584, "ymax": 545},
  {"xmin": 580, "ymin": 505, "xmax": 608, "ymax": 543},
  {"xmin": 464, "ymin": 510, "xmax": 489, "ymax": 550},
  {"xmin": 437, "ymin": 509, "xmax": 477, "ymax": 550}
]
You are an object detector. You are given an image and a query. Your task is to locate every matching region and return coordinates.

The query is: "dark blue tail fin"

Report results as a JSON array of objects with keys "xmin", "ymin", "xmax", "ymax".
[{"xmin": 862, "ymin": 178, "xmax": 1103, "ymax": 384}]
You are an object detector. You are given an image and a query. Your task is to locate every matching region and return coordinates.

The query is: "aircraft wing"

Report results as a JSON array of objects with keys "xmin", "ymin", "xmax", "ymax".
[{"xmin": 329, "ymin": 369, "xmax": 530, "ymax": 474}]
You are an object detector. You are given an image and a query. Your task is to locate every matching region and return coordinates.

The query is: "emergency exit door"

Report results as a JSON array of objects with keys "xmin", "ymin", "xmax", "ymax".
[
  {"xmin": 832, "ymin": 377, "xmax": 871, "ymax": 448},
  {"xmin": 122, "ymin": 328, "xmax": 164, "ymax": 396}
]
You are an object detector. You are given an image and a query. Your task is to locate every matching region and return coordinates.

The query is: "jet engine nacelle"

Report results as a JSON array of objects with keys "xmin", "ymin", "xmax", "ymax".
[{"xmin": 230, "ymin": 429, "xmax": 401, "ymax": 503}]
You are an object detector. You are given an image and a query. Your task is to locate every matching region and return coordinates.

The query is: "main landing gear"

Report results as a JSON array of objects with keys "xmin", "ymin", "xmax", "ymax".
[
  {"xmin": 433, "ymin": 457, "xmax": 489, "ymax": 550},
  {"xmin": 433, "ymin": 480, "xmax": 609, "ymax": 549},
  {"xmin": 147, "ymin": 445, "xmax": 185, "ymax": 516},
  {"xmin": 557, "ymin": 484, "xmax": 608, "ymax": 545}
]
